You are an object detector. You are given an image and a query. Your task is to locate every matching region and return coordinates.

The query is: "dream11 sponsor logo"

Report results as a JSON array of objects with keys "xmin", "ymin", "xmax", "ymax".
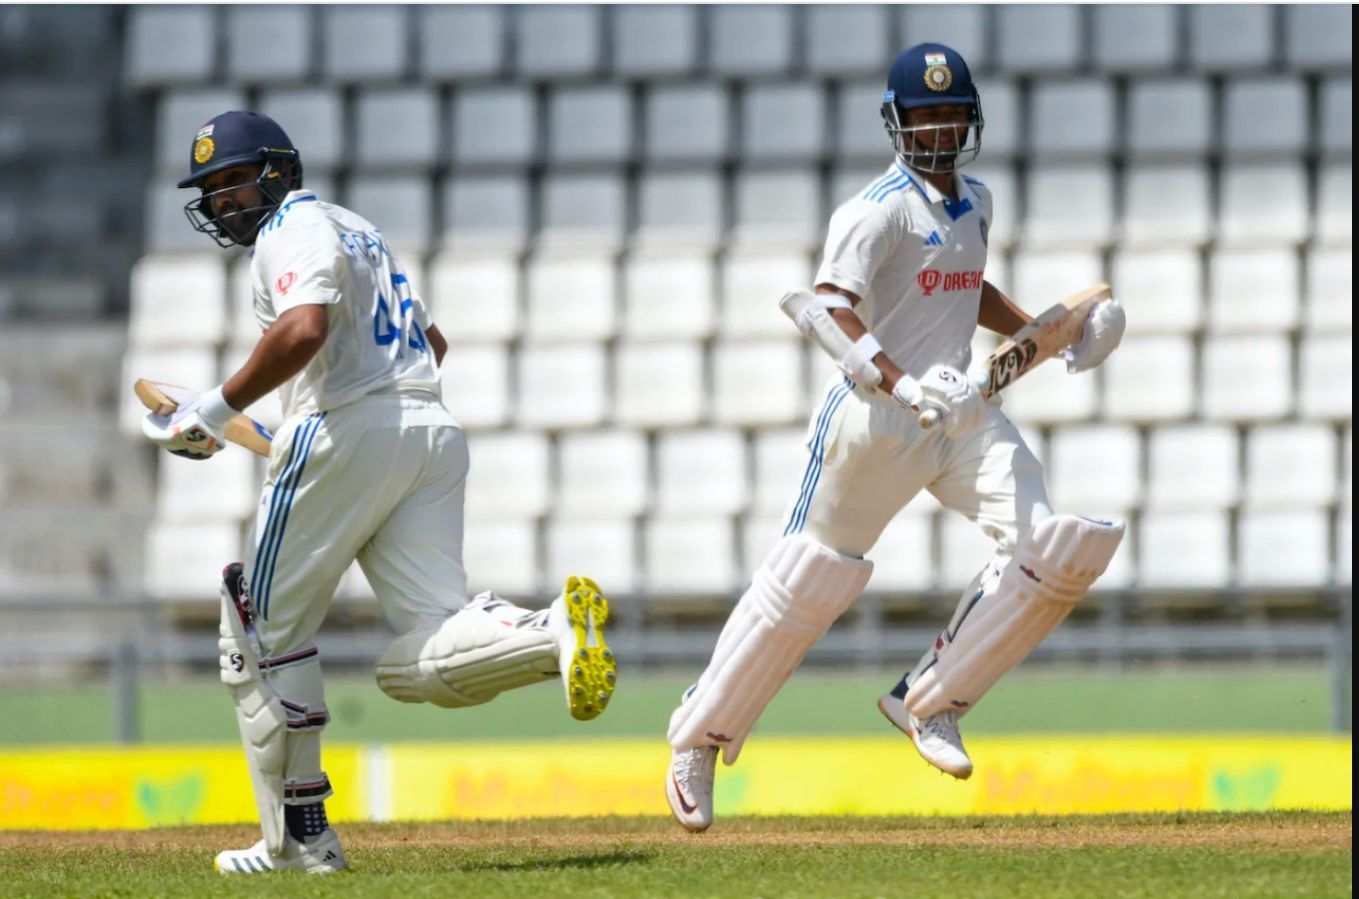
[{"xmin": 917, "ymin": 268, "xmax": 984, "ymax": 297}]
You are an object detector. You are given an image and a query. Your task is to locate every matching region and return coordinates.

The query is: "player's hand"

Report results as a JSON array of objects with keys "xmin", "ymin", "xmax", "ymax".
[
  {"xmin": 916, "ymin": 364, "xmax": 987, "ymax": 438},
  {"xmin": 141, "ymin": 386, "xmax": 237, "ymax": 460},
  {"xmin": 1064, "ymin": 298, "xmax": 1125, "ymax": 373}
]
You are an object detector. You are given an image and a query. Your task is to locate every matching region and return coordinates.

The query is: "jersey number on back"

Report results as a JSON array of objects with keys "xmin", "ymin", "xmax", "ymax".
[{"xmin": 373, "ymin": 273, "xmax": 427, "ymax": 355}]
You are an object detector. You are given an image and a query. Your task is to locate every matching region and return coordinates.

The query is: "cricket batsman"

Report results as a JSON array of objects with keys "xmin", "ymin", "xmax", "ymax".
[
  {"xmin": 142, "ymin": 111, "xmax": 618, "ymax": 872},
  {"xmin": 665, "ymin": 43, "xmax": 1127, "ymax": 831}
]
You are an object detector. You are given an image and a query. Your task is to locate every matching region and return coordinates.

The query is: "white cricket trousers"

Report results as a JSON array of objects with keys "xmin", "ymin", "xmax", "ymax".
[
  {"xmin": 240, "ymin": 393, "xmax": 469, "ymax": 658},
  {"xmin": 785, "ymin": 377, "xmax": 1053, "ymax": 560}
]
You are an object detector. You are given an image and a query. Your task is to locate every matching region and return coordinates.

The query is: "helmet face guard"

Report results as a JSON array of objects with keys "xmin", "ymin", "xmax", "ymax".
[
  {"xmin": 183, "ymin": 150, "xmax": 301, "ymax": 248},
  {"xmin": 881, "ymin": 91, "xmax": 984, "ymax": 174}
]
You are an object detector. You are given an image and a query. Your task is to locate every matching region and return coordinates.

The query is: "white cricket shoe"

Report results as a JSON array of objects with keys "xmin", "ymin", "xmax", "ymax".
[
  {"xmin": 666, "ymin": 745, "xmax": 717, "ymax": 833},
  {"xmin": 877, "ymin": 692, "xmax": 974, "ymax": 780},
  {"xmin": 214, "ymin": 828, "xmax": 347, "ymax": 874},
  {"xmin": 546, "ymin": 575, "xmax": 617, "ymax": 721}
]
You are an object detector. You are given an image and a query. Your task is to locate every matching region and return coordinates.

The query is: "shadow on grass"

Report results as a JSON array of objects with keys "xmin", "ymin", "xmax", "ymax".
[{"xmin": 460, "ymin": 850, "xmax": 655, "ymax": 873}]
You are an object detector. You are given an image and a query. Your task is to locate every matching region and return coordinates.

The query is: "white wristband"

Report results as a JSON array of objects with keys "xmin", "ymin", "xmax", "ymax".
[
  {"xmin": 197, "ymin": 385, "xmax": 239, "ymax": 430},
  {"xmin": 842, "ymin": 333, "xmax": 883, "ymax": 373}
]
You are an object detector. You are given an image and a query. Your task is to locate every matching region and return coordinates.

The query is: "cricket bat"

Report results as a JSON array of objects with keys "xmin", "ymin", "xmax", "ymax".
[{"xmin": 133, "ymin": 379, "xmax": 274, "ymax": 457}]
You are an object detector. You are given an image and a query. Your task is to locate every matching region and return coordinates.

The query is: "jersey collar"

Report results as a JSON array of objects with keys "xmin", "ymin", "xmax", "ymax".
[{"xmin": 896, "ymin": 162, "xmax": 976, "ymax": 221}]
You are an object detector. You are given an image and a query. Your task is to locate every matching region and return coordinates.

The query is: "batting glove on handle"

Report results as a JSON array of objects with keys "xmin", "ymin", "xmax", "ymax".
[
  {"xmin": 1064, "ymin": 298, "xmax": 1126, "ymax": 373},
  {"xmin": 913, "ymin": 365, "xmax": 988, "ymax": 438},
  {"xmin": 141, "ymin": 385, "xmax": 237, "ymax": 460}
]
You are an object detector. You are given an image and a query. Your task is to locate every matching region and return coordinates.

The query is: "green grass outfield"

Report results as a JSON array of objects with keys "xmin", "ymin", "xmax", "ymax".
[
  {"xmin": 0, "ymin": 664, "xmax": 1346, "ymax": 744},
  {"xmin": 0, "ymin": 813, "xmax": 1350, "ymax": 898}
]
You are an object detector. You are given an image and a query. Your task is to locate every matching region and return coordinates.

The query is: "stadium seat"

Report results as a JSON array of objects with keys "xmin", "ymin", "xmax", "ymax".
[
  {"xmin": 1002, "ymin": 357, "xmax": 1098, "ymax": 425},
  {"xmin": 1317, "ymin": 164, "xmax": 1352, "ymax": 246},
  {"xmin": 0, "ymin": 84, "xmax": 106, "ymax": 162},
  {"xmin": 643, "ymin": 517, "xmax": 736, "ymax": 595},
  {"xmin": 869, "ymin": 513, "xmax": 936, "ymax": 592},
  {"xmin": 1103, "ymin": 336, "xmax": 1197, "ymax": 423},
  {"xmin": 807, "ymin": 5, "xmax": 890, "ymax": 75},
  {"xmin": 832, "ymin": 81, "xmax": 890, "ymax": 163},
  {"xmin": 1218, "ymin": 163, "xmax": 1309, "ymax": 246},
  {"xmin": 1237, "ymin": 510, "xmax": 1332, "ymax": 588},
  {"xmin": 417, "ymin": 6, "xmax": 505, "ymax": 81},
  {"xmin": 712, "ymin": 339, "xmax": 805, "ymax": 427},
  {"xmin": 545, "ymin": 518, "xmax": 639, "ymax": 595},
  {"xmin": 655, "ymin": 429, "xmax": 748, "ymax": 516},
  {"xmin": 464, "ymin": 521, "xmax": 540, "ymax": 597},
  {"xmin": 451, "ymin": 86, "xmax": 537, "ymax": 169},
  {"xmin": 1138, "ymin": 511, "xmax": 1231, "ymax": 589},
  {"xmin": 900, "ymin": 6, "xmax": 988, "ymax": 70},
  {"xmin": 1201, "ymin": 336, "xmax": 1292, "ymax": 422},
  {"xmin": 614, "ymin": 341, "xmax": 705, "ymax": 427},
  {"xmin": 753, "ymin": 426, "xmax": 810, "ymax": 518},
  {"xmin": 611, "ymin": 5, "xmax": 698, "ymax": 78},
  {"xmin": 320, "ymin": 6, "xmax": 409, "ymax": 83},
  {"xmin": 1320, "ymin": 78, "xmax": 1352, "ymax": 157},
  {"xmin": 1223, "ymin": 78, "xmax": 1307, "ymax": 158},
  {"xmin": 1112, "ymin": 249, "xmax": 1203, "ymax": 334},
  {"xmin": 938, "ymin": 514, "xmax": 999, "ymax": 589},
  {"xmin": 125, "ymin": 7, "xmax": 216, "ymax": 86},
  {"xmin": 129, "ymin": 255, "xmax": 226, "ymax": 348},
  {"xmin": 1011, "ymin": 250, "xmax": 1104, "ymax": 309},
  {"xmin": 516, "ymin": 343, "xmax": 608, "ymax": 429},
  {"xmin": 143, "ymin": 522, "xmax": 241, "ymax": 601},
  {"xmin": 971, "ymin": 81, "xmax": 1020, "ymax": 160},
  {"xmin": 643, "ymin": 84, "xmax": 730, "ymax": 163},
  {"xmin": 964, "ymin": 165, "xmax": 1018, "ymax": 247},
  {"xmin": 155, "ymin": 88, "xmax": 247, "ymax": 171},
  {"xmin": 440, "ymin": 343, "xmax": 511, "ymax": 430},
  {"xmin": 156, "ymin": 448, "xmax": 256, "ymax": 522},
  {"xmin": 440, "ymin": 176, "xmax": 530, "ymax": 251},
  {"xmin": 514, "ymin": 5, "xmax": 601, "ymax": 79},
  {"xmin": 1029, "ymin": 80, "xmax": 1116, "ymax": 159},
  {"xmin": 1048, "ymin": 425, "xmax": 1143, "ymax": 513},
  {"xmin": 354, "ymin": 88, "xmax": 441, "ymax": 171},
  {"xmin": 1284, "ymin": 4, "xmax": 1353, "ymax": 71},
  {"xmin": 427, "ymin": 253, "xmax": 520, "ymax": 342},
  {"xmin": 0, "ymin": 423, "xmax": 107, "ymax": 506},
  {"xmin": 538, "ymin": 174, "xmax": 626, "ymax": 251},
  {"xmin": 722, "ymin": 250, "xmax": 812, "ymax": 338},
  {"xmin": 1189, "ymin": 5, "xmax": 1273, "ymax": 71},
  {"xmin": 622, "ymin": 251, "xmax": 717, "ymax": 340},
  {"xmin": 1126, "ymin": 79, "xmax": 1213, "ymax": 159},
  {"xmin": 633, "ymin": 171, "xmax": 723, "ymax": 250},
  {"xmin": 1146, "ymin": 424, "xmax": 1240, "ymax": 512},
  {"xmin": 1024, "ymin": 166, "xmax": 1114, "ymax": 247},
  {"xmin": 547, "ymin": 85, "xmax": 633, "ymax": 166},
  {"xmin": 1207, "ymin": 249, "xmax": 1300, "ymax": 334},
  {"xmin": 464, "ymin": 431, "xmax": 551, "ymax": 519},
  {"xmin": 226, "ymin": 6, "xmax": 311, "ymax": 84},
  {"xmin": 1305, "ymin": 247, "xmax": 1353, "ymax": 332},
  {"xmin": 345, "ymin": 176, "xmax": 432, "ymax": 257},
  {"xmin": 740, "ymin": 515, "xmax": 789, "ymax": 577},
  {"xmin": 710, "ymin": 6, "xmax": 794, "ymax": 77},
  {"xmin": 1245, "ymin": 424, "xmax": 1338, "ymax": 510},
  {"xmin": 1298, "ymin": 335, "xmax": 1353, "ymax": 421},
  {"xmin": 556, "ymin": 429, "xmax": 650, "ymax": 518},
  {"xmin": 1093, "ymin": 4, "xmax": 1178, "ymax": 71},
  {"xmin": 259, "ymin": 89, "xmax": 344, "ymax": 173},
  {"xmin": 525, "ymin": 251, "xmax": 618, "ymax": 341},
  {"xmin": 732, "ymin": 168, "xmax": 822, "ymax": 250},
  {"xmin": 119, "ymin": 347, "xmax": 217, "ymax": 436},
  {"xmin": 741, "ymin": 82, "xmax": 827, "ymax": 163},
  {"xmin": 997, "ymin": 6, "xmax": 1082, "ymax": 73},
  {"xmin": 1122, "ymin": 166, "xmax": 1213, "ymax": 247}
]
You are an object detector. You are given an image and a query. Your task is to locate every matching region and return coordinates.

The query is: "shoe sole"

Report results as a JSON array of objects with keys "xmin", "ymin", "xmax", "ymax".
[
  {"xmin": 562, "ymin": 575, "xmax": 617, "ymax": 721},
  {"xmin": 876, "ymin": 695, "xmax": 973, "ymax": 781}
]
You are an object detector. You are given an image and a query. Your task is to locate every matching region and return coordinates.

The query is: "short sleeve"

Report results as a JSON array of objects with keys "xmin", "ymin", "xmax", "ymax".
[
  {"xmin": 813, "ymin": 201, "xmax": 904, "ymax": 299},
  {"xmin": 257, "ymin": 221, "xmax": 346, "ymax": 314}
]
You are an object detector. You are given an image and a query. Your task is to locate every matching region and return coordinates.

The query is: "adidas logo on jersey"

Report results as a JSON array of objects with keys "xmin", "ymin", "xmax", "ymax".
[{"xmin": 924, "ymin": 231, "xmax": 944, "ymax": 247}]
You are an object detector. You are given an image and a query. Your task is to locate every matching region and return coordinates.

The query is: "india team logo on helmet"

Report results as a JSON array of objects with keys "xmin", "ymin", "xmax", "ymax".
[{"xmin": 923, "ymin": 51, "xmax": 953, "ymax": 92}]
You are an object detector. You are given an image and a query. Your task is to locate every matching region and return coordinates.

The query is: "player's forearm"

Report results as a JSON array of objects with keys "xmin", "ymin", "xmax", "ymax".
[
  {"xmin": 825, "ymin": 304, "xmax": 908, "ymax": 393},
  {"xmin": 426, "ymin": 324, "xmax": 448, "ymax": 367},
  {"xmin": 978, "ymin": 280, "xmax": 1032, "ymax": 336},
  {"xmin": 221, "ymin": 307, "xmax": 328, "ymax": 411}
]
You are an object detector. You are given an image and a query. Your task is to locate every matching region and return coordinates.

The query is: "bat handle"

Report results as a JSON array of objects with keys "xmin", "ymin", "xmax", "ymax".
[{"xmin": 917, "ymin": 408, "xmax": 942, "ymax": 430}]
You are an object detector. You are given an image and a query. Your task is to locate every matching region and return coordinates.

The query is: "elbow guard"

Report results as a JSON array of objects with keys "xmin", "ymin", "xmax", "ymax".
[{"xmin": 778, "ymin": 288, "xmax": 884, "ymax": 390}]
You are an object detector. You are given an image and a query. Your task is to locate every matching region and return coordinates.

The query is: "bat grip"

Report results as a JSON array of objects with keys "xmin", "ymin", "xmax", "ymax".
[{"xmin": 917, "ymin": 408, "xmax": 942, "ymax": 429}]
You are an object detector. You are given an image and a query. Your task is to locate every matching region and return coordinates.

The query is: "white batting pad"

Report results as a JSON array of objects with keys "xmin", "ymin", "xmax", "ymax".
[
  {"xmin": 375, "ymin": 608, "xmax": 558, "ymax": 708},
  {"xmin": 904, "ymin": 514, "xmax": 1124, "ymax": 720},
  {"xmin": 668, "ymin": 534, "xmax": 873, "ymax": 765}
]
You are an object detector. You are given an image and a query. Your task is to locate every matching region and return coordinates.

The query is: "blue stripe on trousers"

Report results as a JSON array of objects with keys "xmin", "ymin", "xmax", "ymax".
[
  {"xmin": 258, "ymin": 413, "xmax": 325, "ymax": 621},
  {"xmin": 784, "ymin": 380, "xmax": 853, "ymax": 536},
  {"xmin": 252, "ymin": 414, "xmax": 322, "ymax": 621}
]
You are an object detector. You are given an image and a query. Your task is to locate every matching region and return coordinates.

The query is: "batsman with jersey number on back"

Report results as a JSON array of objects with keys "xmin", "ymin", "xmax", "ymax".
[
  {"xmin": 140, "ymin": 111, "xmax": 618, "ymax": 873},
  {"xmin": 666, "ymin": 43, "xmax": 1129, "ymax": 832}
]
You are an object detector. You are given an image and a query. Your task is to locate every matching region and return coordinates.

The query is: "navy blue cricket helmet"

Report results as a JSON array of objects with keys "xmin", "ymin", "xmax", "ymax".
[
  {"xmin": 881, "ymin": 43, "xmax": 985, "ymax": 173},
  {"xmin": 178, "ymin": 110, "xmax": 304, "ymax": 248}
]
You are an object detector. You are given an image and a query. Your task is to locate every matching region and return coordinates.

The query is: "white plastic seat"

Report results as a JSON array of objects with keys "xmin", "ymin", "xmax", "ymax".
[
  {"xmin": 1001, "ymin": 357, "xmax": 1098, "ymax": 425},
  {"xmin": 129, "ymin": 255, "xmax": 226, "ymax": 348},
  {"xmin": 710, "ymin": 6, "xmax": 793, "ymax": 77},
  {"xmin": 464, "ymin": 521, "xmax": 539, "ymax": 597},
  {"xmin": 1103, "ymin": 336, "xmax": 1196, "ymax": 423},
  {"xmin": 556, "ymin": 430, "xmax": 649, "ymax": 518},
  {"xmin": 807, "ymin": 5, "xmax": 890, "ymax": 75},
  {"xmin": 732, "ymin": 168, "xmax": 821, "ymax": 250},
  {"xmin": 538, "ymin": 174, "xmax": 626, "ymax": 252},
  {"xmin": 142, "ymin": 185, "xmax": 201, "ymax": 252},
  {"xmin": 525, "ymin": 251, "xmax": 617, "ymax": 341},
  {"xmin": 439, "ymin": 343, "xmax": 511, "ymax": 430},
  {"xmin": 1138, "ymin": 511, "xmax": 1231, "ymax": 588},
  {"xmin": 1126, "ymin": 79, "xmax": 1212, "ymax": 159},
  {"xmin": 464, "ymin": 431, "xmax": 550, "ymax": 520},
  {"xmin": 1093, "ymin": 5, "xmax": 1178, "ymax": 71},
  {"xmin": 125, "ymin": 7, "xmax": 216, "ymax": 86},
  {"xmin": 1011, "ymin": 250, "xmax": 1104, "ymax": 310},
  {"xmin": 451, "ymin": 87, "xmax": 537, "ymax": 169},
  {"xmin": 900, "ymin": 6, "xmax": 988, "ymax": 68},
  {"xmin": 1201, "ymin": 336, "xmax": 1292, "ymax": 422},
  {"xmin": 1284, "ymin": 5, "xmax": 1353, "ymax": 71},
  {"xmin": 441, "ymin": 176, "xmax": 529, "ymax": 251},
  {"xmin": 427, "ymin": 253, "xmax": 520, "ymax": 342},
  {"xmin": 997, "ymin": 6, "xmax": 1082, "ymax": 73},
  {"xmin": 1147, "ymin": 425, "xmax": 1240, "ymax": 512},
  {"xmin": 622, "ymin": 251, "xmax": 717, "ymax": 340},
  {"xmin": 614, "ymin": 341, "xmax": 704, "ymax": 427},
  {"xmin": 119, "ymin": 347, "xmax": 218, "ymax": 436},
  {"xmin": 1189, "ymin": 5, "xmax": 1273, "ymax": 71},
  {"xmin": 1111, "ymin": 249, "xmax": 1203, "ymax": 334},
  {"xmin": 1299, "ymin": 335, "xmax": 1353, "ymax": 421},
  {"xmin": 1245, "ymin": 424, "xmax": 1338, "ymax": 510},
  {"xmin": 417, "ymin": 6, "xmax": 505, "ymax": 81},
  {"xmin": 643, "ymin": 84, "xmax": 730, "ymax": 163},
  {"xmin": 938, "ymin": 515, "xmax": 998, "ymax": 589},
  {"xmin": 655, "ymin": 429, "xmax": 748, "ymax": 516},
  {"xmin": 1305, "ymin": 247, "xmax": 1353, "ymax": 332},
  {"xmin": 1320, "ymin": 78, "xmax": 1352, "ymax": 157},
  {"xmin": 259, "ymin": 89, "xmax": 343, "ymax": 173},
  {"xmin": 354, "ymin": 88, "xmax": 440, "ymax": 171},
  {"xmin": 1024, "ymin": 166, "xmax": 1113, "ymax": 247},
  {"xmin": 226, "ymin": 6, "xmax": 311, "ymax": 84},
  {"xmin": 634, "ymin": 171, "xmax": 723, "ymax": 250},
  {"xmin": 644, "ymin": 517, "xmax": 736, "ymax": 595},
  {"xmin": 1238, "ymin": 510, "xmax": 1331, "ymax": 587},
  {"xmin": 1048, "ymin": 425, "xmax": 1142, "ymax": 512},
  {"xmin": 970, "ymin": 82, "xmax": 1019, "ymax": 160},
  {"xmin": 722, "ymin": 250, "xmax": 812, "ymax": 337},
  {"xmin": 157, "ymin": 449, "xmax": 257, "ymax": 522},
  {"xmin": 1122, "ymin": 166, "xmax": 1212, "ymax": 247},
  {"xmin": 546, "ymin": 518, "xmax": 639, "ymax": 595},
  {"xmin": 1317, "ymin": 164, "xmax": 1352, "ymax": 246},
  {"xmin": 612, "ymin": 5, "xmax": 698, "ymax": 78},
  {"xmin": 1207, "ymin": 249, "xmax": 1300, "ymax": 334},
  {"xmin": 155, "ymin": 89, "xmax": 247, "ymax": 171},
  {"xmin": 547, "ymin": 85, "xmax": 632, "ymax": 166},
  {"xmin": 1030, "ymin": 80, "xmax": 1115, "ymax": 159},
  {"xmin": 869, "ymin": 513, "xmax": 936, "ymax": 592},
  {"xmin": 321, "ymin": 6, "xmax": 409, "ymax": 83},
  {"xmin": 144, "ymin": 522, "xmax": 241, "ymax": 601},
  {"xmin": 753, "ymin": 427, "xmax": 810, "ymax": 518},
  {"xmin": 712, "ymin": 339, "xmax": 804, "ymax": 427},
  {"xmin": 1224, "ymin": 79, "xmax": 1307, "ymax": 158},
  {"xmin": 1218, "ymin": 164, "xmax": 1309, "ymax": 247},
  {"xmin": 740, "ymin": 516, "xmax": 789, "ymax": 577},
  {"xmin": 514, "ymin": 5, "xmax": 601, "ymax": 79},
  {"xmin": 742, "ymin": 83, "xmax": 826, "ymax": 162},
  {"xmin": 516, "ymin": 344, "xmax": 607, "ymax": 429},
  {"xmin": 345, "ymin": 176, "xmax": 431, "ymax": 257},
  {"xmin": 964, "ymin": 165, "xmax": 1018, "ymax": 247}
]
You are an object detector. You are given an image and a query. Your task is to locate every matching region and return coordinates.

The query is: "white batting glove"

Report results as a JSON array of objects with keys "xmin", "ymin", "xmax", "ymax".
[
  {"xmin": 141, "ymin": 385, "xmax": 237, "ymax": 460},
  {"xmin": 1065, "ymin": 298, "xmax": 1126, "ymax": 373},
  {"xmin": 918, "ymin": 364, "xmax": 988, "ymax": 438}
]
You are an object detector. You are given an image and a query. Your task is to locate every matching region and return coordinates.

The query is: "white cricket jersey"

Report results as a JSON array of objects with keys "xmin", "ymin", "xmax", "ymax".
[
  {"xmin": 249, "ymin": 189, "xmax": 442, "ymax": 420},
  {"xmin": 814, "ymin": 161, "xmax": 993, "ymax": 378}
]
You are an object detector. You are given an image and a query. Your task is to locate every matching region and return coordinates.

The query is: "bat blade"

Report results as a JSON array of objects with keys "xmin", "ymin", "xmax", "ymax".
[{"xmin": 133, "ymin": 379, "xmax": 274, "ymax": 457}]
